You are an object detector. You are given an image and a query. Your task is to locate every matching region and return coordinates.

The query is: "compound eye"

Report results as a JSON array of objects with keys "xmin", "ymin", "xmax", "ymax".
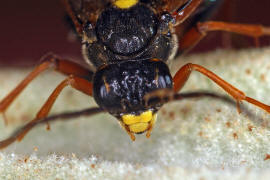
[
  {"xmin": 98, "ymin": 82, "xmax": 109, "ymax": 101},
  {"xmin": 93, "ymin": 66, "xmax": 123, "ymax": 113},
  {"xmin": 151, "ymin": 59, "xmax": 173, "ymax": 89},
  {"xmin": 157, "ymin": 73, "xmax": 173, "ymax": 89}
]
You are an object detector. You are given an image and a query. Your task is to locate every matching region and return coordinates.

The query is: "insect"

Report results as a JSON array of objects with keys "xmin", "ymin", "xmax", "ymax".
[{"xmin": 0, "ymin": 0, "xmax": 270, "ymax": 148}]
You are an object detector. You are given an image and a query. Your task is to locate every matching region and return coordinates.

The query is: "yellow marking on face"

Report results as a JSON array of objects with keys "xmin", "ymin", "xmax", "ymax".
[
  {"xmin": 114, "ymin": 0, "xmax": 138, "ymax": 9},
  {"xmin": 129, "ymin": 123, "xmax": 149, "ymax": 133},
  {"xmin": 122, "ymin": 111, "xmax": 157, "ymax": 133},
  {"xmin": 122, "ymin": 110, "xmax": 153, "ymax": 125}
]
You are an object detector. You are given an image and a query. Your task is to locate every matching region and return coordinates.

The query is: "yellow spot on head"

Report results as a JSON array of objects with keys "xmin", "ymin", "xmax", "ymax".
[
  {"xmin": 122, "ymin": 110, "xmax": 153, "ymax": 125},
  {"xmin": 122, "ymin": 110, "xmax": 157, "ymax": 133},
  {"xmin": 129, "ymin": 123, "xmax": 149, "ymax": 133},
  {"xmin": 114, "ymin": 0, "xmax": 138, "ymax": 9}
]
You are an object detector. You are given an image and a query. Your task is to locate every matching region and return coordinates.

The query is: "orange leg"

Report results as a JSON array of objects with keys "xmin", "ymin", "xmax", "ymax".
[
  {"xmin": 218, "ymin": 0, "xmax": 236, "ymax": 49},
  {"xmin": 0, "ymin": 107, "xmax": 103, "ymax": 149},
  {"xmin": 171, "ymin": 0, "xmax": 203, "ymax": 26},
  {"xmin": 6, "ymin": 75, "xmax": 92, "ymax": 148},
  {"xmin": 0, "ymin": 75, "xmax": 93, "ymax": 149},
  {"xmin": 173, "ymin": 63, "xmax": 270, "ymax": 113},
  {"xmin": 61, "ymin": 0, "xmax": 83, "ymax": 35},
  {"xmin": 0, "ymin": 55, "xmax": 93, "ymax": 125},
  {"xmin": 178, "ymin": 21, "xmax": 270, "ymax": 52}
]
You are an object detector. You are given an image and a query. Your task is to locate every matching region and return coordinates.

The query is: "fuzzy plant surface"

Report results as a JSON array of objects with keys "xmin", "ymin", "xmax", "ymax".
[{"xmin": 1, "ymin": 48, "xmax": 270, "ymax": 179}]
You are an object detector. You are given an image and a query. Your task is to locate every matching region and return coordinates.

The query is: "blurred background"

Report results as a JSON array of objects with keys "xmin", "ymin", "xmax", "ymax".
[{"xmin": 0, "ymin": 0, "xmax": 270, "ymax": 66}]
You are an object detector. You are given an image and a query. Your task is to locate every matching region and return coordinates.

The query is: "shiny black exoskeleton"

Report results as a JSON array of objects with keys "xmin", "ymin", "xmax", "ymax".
[
  {"xmin": 96, "ymin": 5, "xmax": 158, "ymax": 55},
  {"xmin": 93, "ymin": 59, "xmax": 173, "ymax": 117},
  {"xmin": 63, "ymin": 0, "xmax": 226, "ymax": 119},
  {"xmin": 81, "ymin": 2, "xmax": 177, "ymax": 117},
  {"xmin": 83, "ymin": 0, "xmax": 223, "ymax": 118},
  {"xmin": 82, "ymin": 3, "xmax": 178, "ymax": 69}
]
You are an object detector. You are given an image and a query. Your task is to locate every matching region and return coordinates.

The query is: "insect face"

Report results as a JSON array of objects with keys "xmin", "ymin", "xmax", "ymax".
[
  {"xmin": 93, "ymin": 59, "xmax": 173, "ymax": 133},
  {"xmin": 82, "ymin": 1, "xmax": 176, "ymax": 135}
]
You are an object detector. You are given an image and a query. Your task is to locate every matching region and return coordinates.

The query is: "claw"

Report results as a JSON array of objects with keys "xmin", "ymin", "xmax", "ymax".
[
  {"xmin": 236, "ymin": 100, "xmax": 242, "ymax": 114},
  {"xmin": 2, "ymin": 112, "xmax": 9, "ymax": 126},
  {"xmin": 46, "ymin": 122, "xmax": 51, "ymax": 131}
]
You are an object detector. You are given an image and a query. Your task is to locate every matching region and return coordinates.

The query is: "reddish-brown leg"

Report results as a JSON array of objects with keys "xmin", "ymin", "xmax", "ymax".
[
  {"xmin": 171, "ymin": 0, "xmax": 203, "ymax": 26},
  {"xmin": 173, "ymin": 63, "xmax": 270, "ymax": 113},
  {"xmin": 61, "ymin": 0, "xmax": 83, "ymax": 35},
  {"xmin": 219, "ymin": 0, "xmax": 234, "ymax": 48},
  {"xmin": 0, "ymin": 55, "xmax": 93, "ymax": 125},
  {"xmin": 0, "ymin": 107, "xmax": 104, "ymax": 149},
  {"xmin": 178, "ymin": 21, "xmax": 270, "ymax": 52},
  {"xmin": 0, "ymin": 75, "xmax": 93, "ymax": 149}
]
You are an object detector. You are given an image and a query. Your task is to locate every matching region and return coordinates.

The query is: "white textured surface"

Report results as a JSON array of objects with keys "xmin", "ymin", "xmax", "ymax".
[{"xmin": 1, "ymin": 48, "xmax": 270, "ymax": 179}]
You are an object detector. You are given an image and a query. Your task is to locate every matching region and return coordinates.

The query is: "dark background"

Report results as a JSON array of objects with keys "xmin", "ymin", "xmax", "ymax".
[{"xmin": 0, "ymin": 0, "xmax": 270, "ymax": 66}]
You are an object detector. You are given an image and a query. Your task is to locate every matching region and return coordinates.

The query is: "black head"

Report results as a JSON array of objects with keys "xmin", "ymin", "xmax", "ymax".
[{"xmin": 93, "ymin": 59, "xmax": 173, "ymax": 118}]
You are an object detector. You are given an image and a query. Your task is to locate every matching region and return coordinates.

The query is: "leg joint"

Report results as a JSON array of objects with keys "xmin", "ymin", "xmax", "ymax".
[{"xmin": 39, "ymin": 53, "xmax": 59, "ymax": 69}]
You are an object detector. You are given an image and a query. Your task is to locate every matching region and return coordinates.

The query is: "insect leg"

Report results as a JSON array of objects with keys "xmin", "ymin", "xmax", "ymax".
[
  {"xmin": 0, "ymin": 55, "xmax": 93, "ymax": 125},
  {"xmin": 171, "ymin": 0, "xmax": 203, "ymax": 26},
  {"xmin": 0, "ymin": 107, "xmax": 104, "ymax": 149},
  {"xmin": 173, "ymin": 63, "xmax": 270, "ymax": 113},
  {"xmin": 61, "ymin": 0, "xmax": 83, "ymax": 35},
  {"xmin": 178, "ymin": 21, "xmax": 270, "ymax": 52},
  {"xmin": 0, "ymin": 75, "xmax": 93, "ymax": 149}
]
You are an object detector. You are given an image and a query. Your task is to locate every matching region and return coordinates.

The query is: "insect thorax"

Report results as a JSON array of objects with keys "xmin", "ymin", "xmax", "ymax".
[{"xmin": 82, "ymin": 3, "xmax": 178, "ymax": 70}]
